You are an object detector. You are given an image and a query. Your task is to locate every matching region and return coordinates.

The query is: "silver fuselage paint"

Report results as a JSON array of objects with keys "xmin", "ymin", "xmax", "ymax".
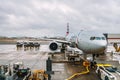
[{"xmin": 66, "ymin": 31, "xmax": 107, "ymax": 54}]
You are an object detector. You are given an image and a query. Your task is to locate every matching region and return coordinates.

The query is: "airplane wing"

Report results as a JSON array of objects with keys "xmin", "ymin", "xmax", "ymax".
[
  {"xmin": 66, "ymin": 46, "xmax": 83, "ymax": 55},
  {"xmin": 55, "ymin": 40, "xmax": 70, "ymax": 44}
]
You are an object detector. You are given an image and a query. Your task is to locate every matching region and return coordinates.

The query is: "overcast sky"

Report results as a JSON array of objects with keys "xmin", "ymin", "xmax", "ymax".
[{"xmin": 0, "ymin": 0, "xmax": 120, "ymax": 37}]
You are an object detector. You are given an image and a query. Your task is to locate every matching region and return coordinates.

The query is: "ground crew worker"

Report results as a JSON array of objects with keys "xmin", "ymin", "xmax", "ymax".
[{"xmin": 90, "ymin": 61, "xmax": 97, "ymax": 69}]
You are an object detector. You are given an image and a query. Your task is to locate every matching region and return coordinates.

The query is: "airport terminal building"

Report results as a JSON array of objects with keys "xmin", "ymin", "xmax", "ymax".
[{"xmin": 105, "ymin": 33, "xmax": 120, "ymax": 44}]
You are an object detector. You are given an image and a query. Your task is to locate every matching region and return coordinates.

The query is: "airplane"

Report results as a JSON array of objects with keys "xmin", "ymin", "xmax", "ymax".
[{"xmin": 48, "ymin": 23, "xmax": 107, "ymax": 61}]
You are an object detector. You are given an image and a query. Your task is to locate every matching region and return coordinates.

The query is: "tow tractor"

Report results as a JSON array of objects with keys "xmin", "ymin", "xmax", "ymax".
[
  {"xmin": 13, "ymin": 62, "xmax": 31, "ymax": 80},
  {"xmin": 28, "ymin": 69, "xmax": 48, "ymax": 80},
  {"xmin": 96, "ymin": 64, "xmax": 120, "ymax": 80},
  {"xmin": 28, "ymin": 57, "xmax": 54, "ymax": 80},
  {"xmin": 0, "ymin": 65, "xmax": 9, "ymax": 80}
]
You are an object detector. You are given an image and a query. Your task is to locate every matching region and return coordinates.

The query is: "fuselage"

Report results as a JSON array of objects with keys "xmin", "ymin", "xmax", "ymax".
[{"xmin": 66, "ymin": 31, "xmax": 107, "ymax": 54}]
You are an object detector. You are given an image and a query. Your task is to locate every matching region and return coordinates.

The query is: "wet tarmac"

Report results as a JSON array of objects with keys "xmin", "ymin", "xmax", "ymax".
[{"xmin": 0, "ymin": 44, "xmax": 119, "ymax": 80}]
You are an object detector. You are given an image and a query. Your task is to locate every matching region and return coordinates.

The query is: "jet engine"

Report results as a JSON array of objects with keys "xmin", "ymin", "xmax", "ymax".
[{"xmin": 49, "ymin": 42, "xmax": 59, "ymax": 51}]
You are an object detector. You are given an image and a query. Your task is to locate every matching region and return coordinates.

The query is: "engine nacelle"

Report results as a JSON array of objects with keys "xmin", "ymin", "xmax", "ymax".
[{"xmin": 49, "ymin": 42, "xmax": 59, "ymax": 51}]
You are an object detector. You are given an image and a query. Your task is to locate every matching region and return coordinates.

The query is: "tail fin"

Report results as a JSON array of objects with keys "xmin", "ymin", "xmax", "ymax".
[{"xmin": 66, "ymin": 23, "xmax": 69, "ymax": 37}]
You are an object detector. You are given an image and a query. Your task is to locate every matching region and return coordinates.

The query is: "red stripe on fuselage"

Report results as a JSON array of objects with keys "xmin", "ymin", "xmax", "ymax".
[{"xmin": 108, "ymin": 38, "xmax": 120, "ymax": 39}]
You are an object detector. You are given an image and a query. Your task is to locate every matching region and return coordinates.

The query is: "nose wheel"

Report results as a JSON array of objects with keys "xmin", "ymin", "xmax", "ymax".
[
  {"xmin": 92, "ymin": 54, "xmax": 95, "ymax": 61},
  {"xmin": 92, "ymin": 54, "xmax": 99, "ymax": 61}
]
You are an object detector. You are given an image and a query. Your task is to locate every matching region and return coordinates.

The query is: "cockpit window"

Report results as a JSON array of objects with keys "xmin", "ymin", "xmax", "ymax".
[
  {"xmin": 101, "ymin": 37, "xmax": 105, "ymax": 40},
  {"xmin": 95, "ymin": 37, "xmax": 101, "ymax": 40},
  {"xmin": 90, "ymin": 37, "xmax": 95, "ymax": 40},
  {"xmin": 90, "ymin": 37, "xmax": 105, "ymax": 40}
]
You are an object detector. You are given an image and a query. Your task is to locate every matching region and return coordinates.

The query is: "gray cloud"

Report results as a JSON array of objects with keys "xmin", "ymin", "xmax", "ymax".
[{"xmin": 0, "ymin": 0, "xmax": 120, "ymax": 37}]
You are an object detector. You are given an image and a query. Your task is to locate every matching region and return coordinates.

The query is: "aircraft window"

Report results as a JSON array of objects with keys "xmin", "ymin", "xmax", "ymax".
[
  {"xmin": 90, "ymin": 37, "xmax": 105, "ymax": 40},
  {"xmin": 102, "ymin": 37, "xmax": 105, "ymax": 40},
  {"xmin": 90, "ymin": 37, "xmax": 95, "ymax": 40},
  {"xmin": 95, "ymin": 37, "xmax": 101, "ymax": 40}
]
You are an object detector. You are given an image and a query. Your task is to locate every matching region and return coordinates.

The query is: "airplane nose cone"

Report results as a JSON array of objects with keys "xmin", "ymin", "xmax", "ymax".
[
  {"xmin": 98, "ymin": 41, "xmax": 107, "ymax": 51},
  {"xmin": 100, "ymin": 41, "xmax": 107, "ymax": 47}
]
